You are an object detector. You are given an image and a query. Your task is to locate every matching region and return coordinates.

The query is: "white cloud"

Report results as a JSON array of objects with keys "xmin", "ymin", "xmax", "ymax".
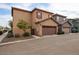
[
  {"xmin": 0, "ymin": 4, "xmax": 11, "ymax": 10},
  {"xmin": 0, "ymin": 3, "xmax": 33, "ymax": 27},
  {"xmin": 1, "ymin": 3, "xmax": 79, "ymax": 26},
  {"xmin": 47, "ymin": 3, "xmax": 79, "ymax": 18},
  {"xmin": 0, "ymin": 14, "xmax": 11, "ymax": 27},
  {"xmin": 12, "ymin": 3, "xmax": 33, "ymax": 10},
  {"xmin": 0, "ymin": 14, "xmax": 11, "ymax": 20}
]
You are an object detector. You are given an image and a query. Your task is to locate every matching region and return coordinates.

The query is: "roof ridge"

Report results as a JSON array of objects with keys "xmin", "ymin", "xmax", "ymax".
[
  {"xmin": 32, "ymin": 8, "xmax": 54, "ymax": 14},
  {"xmin": 12, "ymin": 7, "xmax": 31, "ymax": 13}
]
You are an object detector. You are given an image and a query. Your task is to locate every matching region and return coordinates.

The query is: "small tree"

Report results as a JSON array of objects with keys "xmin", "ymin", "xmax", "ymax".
[
  {"xmin": 8, "ymin": 20, "xmax": 13, "ymax": 30},
  {"xmin": 17, "ymin": 20, "xmax": 31, "ymax": 33},
  {"xmin": 0, "ymin": 26, "xmax": 3, "ymax": 31}
]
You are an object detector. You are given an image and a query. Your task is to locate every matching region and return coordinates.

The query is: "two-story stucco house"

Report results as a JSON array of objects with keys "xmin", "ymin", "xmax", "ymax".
[{"xmin": 12, "ymin": 7, "xmax": 71, "ymax": 36}]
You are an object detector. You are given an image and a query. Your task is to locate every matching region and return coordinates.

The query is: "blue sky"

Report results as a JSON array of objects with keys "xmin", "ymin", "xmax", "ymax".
[
  {"xmin": 0, "ymin": 3, "xmax": 50, "ymax": 27},
  {"xmin": 0, "ymin": 3, "xmax": 79, "ymax": 27}
]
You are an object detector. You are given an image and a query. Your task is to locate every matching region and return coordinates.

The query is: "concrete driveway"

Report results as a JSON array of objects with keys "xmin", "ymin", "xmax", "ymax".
[
  {"xmin": 0, "ymin": 32, "xmax": 8, "ymax": 42},
  {"xmin": 0, "ymin": 33, "xmax": 79, "ymax": 55}
]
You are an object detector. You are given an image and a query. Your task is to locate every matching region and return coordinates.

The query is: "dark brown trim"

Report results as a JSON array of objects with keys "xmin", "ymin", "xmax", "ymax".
[
  {"xmin": 12, "ymin": 7, "xmax": 54, "ymax": 14},
  {"xmin": 36, "ymin": 11, "xmax": 42, "ymax": 19},
  {"xmin": 32, "ymin": 8, "xmax": 54, "ymax": 14},
  {"xmin": 12, "ymin": 7, "xmax": 67, "ymax": 19},
  {"xmin": 12, "ymin": 7, "xmax": 31, "ymax": 13},
  {"xmin": 11, "ymin": 7, "xmax": 32, "ymax": 17},
  {"xmin": 63, "ymin": 27, "xmax": 70, "ymax": 28},
  {"xmin": 35, "ymin": 17, "xmax": 59, "ymax": 25},
  {"xmin": 42, "ymin": 26, "xmax": 56, "ymax": 28},
  {"xmin": 12, "ymin": 7, "xmax": 13, "ymax": 16},
  {"xmin": 53, "ymin": 14, "xmax": 66, "ymax": 18},
  {"xmin": 62, "ymin": 21, "xmax": 71, "ymax": 26}
]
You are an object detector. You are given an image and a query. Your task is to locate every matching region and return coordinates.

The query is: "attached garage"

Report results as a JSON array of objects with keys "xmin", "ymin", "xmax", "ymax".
[
  {"xmin": 62, "ymin": 22, "xmax": 71, "ymax": 33},
  {"xmin": 35, "ymin": 18, "xmax": 58, "ymax": 36},
  {"xmin": 42, "ymin": 26, "xmax": 56, "ymax": 35},
  {"xmin": 63, "ymin": 27, "xmax": 70, "ymax": 33}
]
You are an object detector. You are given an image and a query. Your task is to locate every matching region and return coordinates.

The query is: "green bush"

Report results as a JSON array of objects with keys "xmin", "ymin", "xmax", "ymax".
[
  {"xmin": 57, "ymin": 31, "xmax": 64, "ymax": 35},
  {"xmin": 8, "ymin": 30, "xmax": 12, "ymax": 33},
  {"xmin": 6, "ymin": 30, "xmax": 14, "ymax": 38},
  {"xmin": 7, "ymin": 32, "xmax": 14, "ymax": 38},
  {"xmin": 15, "ymin": 34, "xmax": 20, "ymax": 38},
  {"xmin": 3, "ymin": 30, "xmax": 7, "ymax": 33},
  {"xmin": 23, "ymin": 32, "xmax": 31, "ymax": 37},
  {"xmin": 0, "ymin": 31, "xmax": 3, "ymax": 35}
]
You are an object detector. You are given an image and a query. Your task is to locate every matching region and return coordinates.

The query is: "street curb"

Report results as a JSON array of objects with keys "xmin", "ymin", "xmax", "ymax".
[
  {"xmin": 0, "ymin": 38, "xmax": 37, "ymax": 46},
  {"xmin": 0, "ymin": 35, "xmax": 42, "ymax": 46},
  {"xmin": 0, "ymin": 35, "xmax": 58, "ymax": 46}
]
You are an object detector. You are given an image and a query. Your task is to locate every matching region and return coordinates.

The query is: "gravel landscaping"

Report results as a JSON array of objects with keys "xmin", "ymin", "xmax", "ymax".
[{"xmin": 1, "ymin": 36, "xmax": 34, "ymax": 43}]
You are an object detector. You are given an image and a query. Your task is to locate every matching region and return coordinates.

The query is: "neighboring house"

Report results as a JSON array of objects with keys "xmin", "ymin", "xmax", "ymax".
[
  {"xmin": 53, "ymin": 14, "xmax": 71, "ymax": 33},
  {"xmin": 68, "ymin": 18, "xmax": 79, "ymax": 32},
  {"xmin": 12, "ymin": 7, "xmax": 71, "ymax": 36},
  {"xmin": 0, "ymin": 26, "xmax": 3, "ymax": 31}
]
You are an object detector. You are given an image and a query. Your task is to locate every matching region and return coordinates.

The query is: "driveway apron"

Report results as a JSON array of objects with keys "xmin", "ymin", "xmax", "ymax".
[{"xmin": 0, "ymin": 32, "xmax": 8, "ymax": 42}]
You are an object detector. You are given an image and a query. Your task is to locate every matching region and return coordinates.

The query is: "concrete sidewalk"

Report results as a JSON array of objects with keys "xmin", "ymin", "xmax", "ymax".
[{"xmin": 0, "ymin": 32, "xmax": 8, "ymax": 42}]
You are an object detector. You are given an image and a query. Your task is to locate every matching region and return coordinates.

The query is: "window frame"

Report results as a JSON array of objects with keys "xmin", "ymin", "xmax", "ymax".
[
  {"xmin": 48, "ymin": 14, "xmax": 52, "ymax": 18},
  {"xmin": 36, "ymin": 11, "xmax": 42, "ymax": 19},
  {"xmin": 56, "ymin": 16, "xmax": 60, "ymax": 21}
]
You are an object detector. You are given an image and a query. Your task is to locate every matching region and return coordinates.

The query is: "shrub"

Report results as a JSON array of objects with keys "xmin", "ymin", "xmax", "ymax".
[
  {"xmin": 23, "ymin": 32, "xmax": 31, "ymax": 37},
  {"xmin": 15, "ymin": 34, "xmax": 20, "ymax": 38},
  {"xmin": 3, "ymin": 30, "xmax": 7, "ymax": 33},
  {"xmin": 17, "ymin": 20, "xmax": 31, "ymax": 33},
  {"xmin": 0, "ymin": 31, "xmax": 3, "ymax": 35},
  {"xmin": 7, "ymin": 32, "xmax": 14, "ymax": 38},
  {"xmin": 8, "ymin": 30, "xmax": 12, "ymax": 33},
  {"xmin": 6, "ymin": 30, "xmax": 14, "ymax": 38},
  {"xmin": 57, "ymin": 31, "xmax": 64, "ymax": 35}
]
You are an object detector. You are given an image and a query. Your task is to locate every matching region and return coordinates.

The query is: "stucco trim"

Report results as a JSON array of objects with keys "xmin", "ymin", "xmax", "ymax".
[{"xmin": 35, "ymin": 17, "xmax": 59, "ymax": 25}]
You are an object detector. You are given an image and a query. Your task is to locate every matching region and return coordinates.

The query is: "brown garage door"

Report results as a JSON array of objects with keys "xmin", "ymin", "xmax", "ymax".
[
  {"xmin": 42, "ymin": 26, "xmax": 56, "ymax": 35},
  {"xmin": 63, "ymin": 27, "xmax": 70, "ymax": 33}
]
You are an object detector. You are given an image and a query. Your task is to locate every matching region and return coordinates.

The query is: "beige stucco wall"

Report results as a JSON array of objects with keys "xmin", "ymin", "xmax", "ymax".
[
  {"xmin": 32, "ymin": 10, "xmax": 53, "ymax": 29},
  {"xmin": 13, "ymin": 8, "xmax": 32, "ymax": 35},
  {"xmin": 63, "ymin": 28, "xmax": 70, "ymax": 33},
  {"xmin": 63, "ymin": 22, "xmax": 70, "ymax": 27},
  {"xmin": 62, "ymin": 22, "xmax": 71, "ymax": 33},
  {"xmin": 36, "ymin": 19, "xmax": 58, "ymax": 36},
  {"xmin": 40, "ymin": 19, "xmax": 57, "ymax": 26},
  {"xmin": 35, "ymin": 24, "xmax": 42, "ymax": 36}
]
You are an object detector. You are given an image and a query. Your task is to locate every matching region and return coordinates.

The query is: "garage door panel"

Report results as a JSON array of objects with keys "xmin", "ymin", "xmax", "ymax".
[
  {"xmin": 63, "ymin": 27, "xmax": 70, "ymax": 33},
  {"xmin": 42, "ymin": 26, "xmax": 56, "ymax": 35}
]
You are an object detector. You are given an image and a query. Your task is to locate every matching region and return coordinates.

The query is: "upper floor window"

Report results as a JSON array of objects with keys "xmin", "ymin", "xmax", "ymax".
[
  {"xmin": 48, "ymin": 14, "xmax": 52, "ymax": 18},
  {"xmin": 56, "ymin": 16, "xmax": 59, "ymax": 21},
  {"xmin": 63, "ymin": 18, "xmax": 66, "ymax": 21},
  {"xmin": 36, "ymin": 11, "xmax": 42, "ymax": 19}
]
